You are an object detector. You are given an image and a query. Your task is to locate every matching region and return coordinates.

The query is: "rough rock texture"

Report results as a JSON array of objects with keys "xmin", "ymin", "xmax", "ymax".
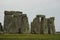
[
  {"xmin": 44, "ymin": 19, "xmax": 48, "ymax": 34},
  {"xmin": 4, "ymin": 11, "xmax": 29, "ymax": 34},
  {"xmin": 50, "ymin": 17, "xmax": 55, "ymax": 34},
  {"xmin": 47, "ymin": 17, "xmax": 55, "ymax": 34},
  {"xmin": 31, "ymin": 17, "xmax": 41, "ymax": 34},
  {"xmin": 31, "ymin": 15, "xmax": 55, "ymax": 34},
  {"xmin": 3, "ymin": 11, "xmax": 55, "ymax": 34},
  {"xmin": 21, "ymin": 14, "xmax": 29, "ymax": 34},
  {"xmin": 0, "ymin": 23, "xmax": 3, "ymax": 33}
]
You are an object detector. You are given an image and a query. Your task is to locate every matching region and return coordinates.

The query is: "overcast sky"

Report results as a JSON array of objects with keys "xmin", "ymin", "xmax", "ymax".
[{"xmin": 0, "ymin": 0, "xmax": 60, "ymax": 31}]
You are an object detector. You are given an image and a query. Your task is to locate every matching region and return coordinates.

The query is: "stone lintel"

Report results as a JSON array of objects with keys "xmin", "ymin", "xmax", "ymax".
[
  {"xmin": 22, "ymin": 14, "xmax": 27, "ymax": 17},
  {"xmin": 4, "ymin": 11, "xmax": 22, "ymax": 15},
  {"xmin": 36, "ymin": 15, "xmax": 45, "ymax": 18},
  {"xmin": 50, "ymin": 17, "xmax": 55, "ymax": 20}
]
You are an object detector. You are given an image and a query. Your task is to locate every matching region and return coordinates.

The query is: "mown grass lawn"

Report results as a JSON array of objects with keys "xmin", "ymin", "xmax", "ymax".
[{"xmin": 0, "ymin": 34, "xmax": 60, "ymax": 40}]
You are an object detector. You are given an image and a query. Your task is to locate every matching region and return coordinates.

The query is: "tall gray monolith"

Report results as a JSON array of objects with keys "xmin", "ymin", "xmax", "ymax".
[{"xmin": 21, "ymin": 14, "xmax": 29, "ymax": 34}]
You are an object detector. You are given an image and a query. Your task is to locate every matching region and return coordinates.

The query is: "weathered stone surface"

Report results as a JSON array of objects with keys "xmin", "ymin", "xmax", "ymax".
[
  {"xmin": 46, "ymin": 17, "xmax": 55, "ymax": 34},
  {"xmin": 3, "ymin": 11, "xmax": 55, "ymax": 34},
  {"xmin": 4, "ymin": 11, "xmax": 29, "ymax": 34},
  {"xmin": 36, "ymin": 15, "xmax": 45, "ymax": 17},
  {"xmin": 47, "ymin": 18, "xmax": 52, "ymax": 34},
  {"xmin": 31, "ymin": 17, "xmax": 41, "ymax": 34},
  {"xmin": 13, "ymin": 13, "xmax": 22, "ymax": 33},
  {"xmin": 31, "ymin": 15, "xmax": 55, "ymax": 34},
  {"xmin": 0, "ymin": 23, "xmax": 3, "ymax": 33},
  {"xmin": 31, "ymin": 15, "xmax": 46, "ymax": 34},
  {"xmin": 4, "ymin": 11, "xmax": 22, "ymax": 15},
  {"xmin": 40, "ymin": 15, "xmax": 45, "ymax": 34},
  {"xmin": 50, "ymin": 17, "xmax": 55, "ymax": 34},
  {"xmin": 44, "ymin": 19, "xmax": 48, "ymax": 34},
  {"xmin": 21, "ymin": 14, "xmax": 29, "ymax": 34}
]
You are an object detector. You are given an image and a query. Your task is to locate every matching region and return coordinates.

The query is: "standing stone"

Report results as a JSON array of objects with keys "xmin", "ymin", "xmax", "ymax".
[
  {"xmin": 13, "ymin": 12, "xmax": 22, "ymax": 33},
  {"xmin": 31, "ymin": 15, "xmax": 46, "ymax": 34},
  {"xmin": 47, "ymin": 18, "xmax": 51, "ymax": 34},
  {"xmin": 39, "ymin": 15, "xmax": 45, "ymax": 34},
  {"xmin": 31, "ymin": 16, "xmax": 41, "ymax": 34},
  {"xmin": 4, "ymin": 11, "xmax": 22, "ymax": 33},
  {"xmin": 47, "ymin": 17, "xmax": 55, "ymax": 34},
  {"xmin": 31, "ymin": 15, "xmax": 55, "ymax": 34},
  {"xmin": 4, "ymin": 11, "xmax": 13, "ymax": 33},
  {"xmin": 36, "ymin": 15, "xmax": 46, "ymax": 34},
  {"xmin": 50, "ymin": 17, "xmax": 55, "ymax": 34},
  {"xmin": 4, "ymin": 11, "xmax": 29, "ymax": 34},
  {"xmin": 0, "ymin": 23, "xmax": 3, "ymax": 33},
  {"xmin": 45, "ymin": 18, "xmax": 48, "ymax": 34},
  {"xmin": 21, "ymin": 14, "xmax": 29, "ymax": 34}
]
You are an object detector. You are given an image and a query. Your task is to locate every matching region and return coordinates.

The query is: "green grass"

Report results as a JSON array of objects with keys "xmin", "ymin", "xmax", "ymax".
[{"xmin": 0, "ymin": 34, "xmax": 60, "ymax": 40}]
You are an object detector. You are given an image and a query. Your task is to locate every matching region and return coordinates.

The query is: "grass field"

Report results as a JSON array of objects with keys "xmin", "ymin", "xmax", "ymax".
[{"xmin": 0, "ymin": 34, "xmax": 60, "ymax": 40}]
